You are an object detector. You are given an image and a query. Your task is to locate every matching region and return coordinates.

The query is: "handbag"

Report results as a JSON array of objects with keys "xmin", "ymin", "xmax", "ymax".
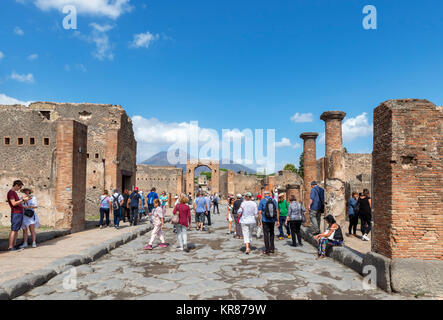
[
  {"xmin": 171, "ymin": 205, "xmax": 180, "ymax": 224},
  {"xmin": 24, "ymin": 209, "xmax": 34, "ymax": 218}
]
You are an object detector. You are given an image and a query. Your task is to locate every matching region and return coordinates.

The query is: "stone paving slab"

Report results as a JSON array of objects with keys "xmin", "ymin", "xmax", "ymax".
[{"xmin": 17, "ymin": 205, "xmax": 415, "ymax": 300}]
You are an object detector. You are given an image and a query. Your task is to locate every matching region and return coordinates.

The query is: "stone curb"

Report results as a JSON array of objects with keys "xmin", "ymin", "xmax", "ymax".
[
  {"xmin": 0, "ymin": 229, "xmax": 71, "ymax": 251},
  {"xmin": 0, "ymin": 222, "xmax": 155, "ymax": 300},
  {"xmin": 300, "ymin": 226, "xmax": 365, "ymax": 276}
]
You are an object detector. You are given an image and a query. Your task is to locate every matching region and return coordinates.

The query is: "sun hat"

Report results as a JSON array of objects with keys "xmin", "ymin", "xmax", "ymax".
[
  {"xmin": 236, "ymin": 194, "xmax": 242, "ymax": 198},
  {"xmin": 245, "ymin": 192, "xmax": 252, "ymax": 197}
]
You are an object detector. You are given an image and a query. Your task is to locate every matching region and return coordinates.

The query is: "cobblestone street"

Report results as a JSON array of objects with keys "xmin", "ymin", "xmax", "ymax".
[{"xmin": 19, "ymin": 205, "xmax": 406, "ymax": 300}]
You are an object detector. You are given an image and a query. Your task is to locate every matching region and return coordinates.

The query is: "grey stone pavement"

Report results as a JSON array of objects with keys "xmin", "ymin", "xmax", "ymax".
[{"xmin": 18, "ymin": 205, "xmax": 409, "ymax": 300}]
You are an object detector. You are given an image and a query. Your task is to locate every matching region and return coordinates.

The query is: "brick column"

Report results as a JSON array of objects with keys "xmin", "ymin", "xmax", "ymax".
[
  {"xmin": 321, "ymin": 111, "xmax": 346, "ymax": 225},
  {"xmin": 372, "ymin": 99, "xmax": 443, "ymax": 260},
  {"xmin": 300, "ymin": 132, "xmax": 318, "ymax": 223},
  {"xmin": 105, "ymin": 129, "xmax": 119, "ymax": 192},
  {"xmin": 55, "ymin": 120, "xmax": 87, "ymax": 232}
]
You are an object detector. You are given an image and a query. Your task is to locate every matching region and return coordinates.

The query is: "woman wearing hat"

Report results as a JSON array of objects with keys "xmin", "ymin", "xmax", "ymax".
[
  {"xmin": 238, "ymin": 192, "xmax": 258, "ymax": 254},
  {"xmin": 20, "ymin": 187, "xmax": 40, "ymax": 248}
]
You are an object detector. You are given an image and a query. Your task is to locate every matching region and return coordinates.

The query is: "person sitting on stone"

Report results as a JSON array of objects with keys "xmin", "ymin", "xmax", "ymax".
[{"xmin": 314, "ymin": 214, "xmax": 343, "ymax": 259}]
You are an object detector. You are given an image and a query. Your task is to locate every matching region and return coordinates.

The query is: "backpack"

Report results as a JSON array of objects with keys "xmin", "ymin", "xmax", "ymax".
[
  {"xmin": 314, "ymin": 186, "xmax": 325, "ymax": 213},
  {"xmin": 112, "ymin": 194, "xmax": 121, "ymax": 211},
  {"xmin": 264, "ymin": 198, "xmax": 277, "ymax": 219},
  {"xmin": 354, "ymin": 199, "xmax": 360, "ymax": 214},
  {"xmin": 233, "ymin": 200, "xmax": 242, "ymax": 214}
]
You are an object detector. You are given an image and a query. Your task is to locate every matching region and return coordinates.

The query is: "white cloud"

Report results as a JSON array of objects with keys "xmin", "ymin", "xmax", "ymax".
[
  {"xmin": 0, "ymin": 93, "xmax": 33, "ymax": 106},
  {"xmin": 33, "ymin": 0, "xmax": 132, "ymax": 19},
  {"xmin": 0, "ymin": 51, "xmax": 4, "ymax": 60},
  {"xmin": 11, "ymin": 71, "xmax": 35, "ymax": 83},
  {"xmin": 291, "ymin": 112, "xmax": 313, "ymax": 123},
  {"xmin": 131, "ymin": 31, "xmax": 160, "ymax": 49},
  {"xmin": 27, "ymin": 54, "xmax": 39, "ymax": 61},
  {"xmin": 65, "ymin": 63, "xmax": 87, "ymax": 72},
  {"xmin": 342, "ymin": 112, "xmax": 373, "ymax": 142},
  {"xmin": 75, "ymin": 23, "xmax": 114, "ymax": 60},
  {"xmin": 14, "ymin": 26, "xmax": 24, "ymax": 36},
  {"xmin": 318, "ymin": 112, "xmax": 373, "ymax": 144},
  {"xmin": 274, "ymin": 138, "xmax": 301, "ymax": 149}
]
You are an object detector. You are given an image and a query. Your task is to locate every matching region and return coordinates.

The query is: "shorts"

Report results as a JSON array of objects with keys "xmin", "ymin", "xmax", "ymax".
[
  {"xmin": 196, "ymin": 211, "xmax": 206, "ymax": 223},
  {"xmin": 11, "ymin": 213, "xmax": 23, "ymax": 232}
]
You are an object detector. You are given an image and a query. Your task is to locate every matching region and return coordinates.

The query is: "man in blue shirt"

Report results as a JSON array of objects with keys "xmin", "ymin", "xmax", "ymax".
[
  {"xmin": 258, "ymin": 190, "xmax": 280, "ymax": 254},
  {"xmin": 146, "ymin": 188, "xmax": 159, "ymax": 214},
  {"xmin": 309, "ymin": 181, "xmax": 325, "ymax": 235},
  {"xmin": 128, "ymin": 187, "xmax": 142, "ymax": 226},
  {"xmin": 194, "ymin": 192, "xmax": 208, "ymax": 231},
  {"xmin": 348, "ymin": 192, "xmax": 359, "ymax": 237}
]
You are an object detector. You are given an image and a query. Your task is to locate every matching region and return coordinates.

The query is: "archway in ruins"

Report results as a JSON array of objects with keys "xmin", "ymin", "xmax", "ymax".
[{"xmin": 186, "ymin": 160, "xmax": 219, "ymax": 195}]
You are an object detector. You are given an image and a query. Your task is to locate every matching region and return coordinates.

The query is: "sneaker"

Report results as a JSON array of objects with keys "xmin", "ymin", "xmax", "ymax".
[
  {"xmin": 32, "ymin": 242, "xmax": 37, "ymax": 248},
  {"xmin": 19, "ymin": 243, "xmax": 28, "ymax": 249},
  {"xmin": 288, "ymin": 235, "xmax": 292, "ymax": 239},
  {"xmin": 298, "ymin": 243, "xmax": 303, "ymax": 247},
  {"xmin": 278, "ymin": 236, "xmax": 284, "ymax": 240},
  {"xmin": 158, "ymin": 243, "xmax": 168, "ymax": 248},
  {"xmin": 99, "ymin": 225, "xmax": 103, "ymax": 229},
  {"xmin": 144, "ymin": 245, "xmax": 153, "ymax": 250},
  {"xmin": 9, "ymin": 247, "xmax": 24, "ymax": 252}
]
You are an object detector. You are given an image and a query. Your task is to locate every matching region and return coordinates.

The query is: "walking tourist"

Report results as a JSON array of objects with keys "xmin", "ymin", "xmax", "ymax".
[
  {"xmin": 145, "ymin": 199, "xmax": 167, "ymax": 250},
  {"xmin": 129, "ymin": 187, "xmax": 142, "ymax": 226},
  {"xmin": 173, "ymin": 196, "xmax": 192, "ymax": 252},
  {"xmin": 147, "ymin": 187, "xmax": 159, "ymax": 214},
  {"xmin": 285, "ymin": 195, "xmax": 305, "ymax": 247},
  {"xmin": 122, "ymin": 189, "xmax": 130, "ymax": 222},
  {"xmin": 188, "ymin": 192, "xmax": 193, "ymax": 206},
  {"xmin": 314, "ymin": 214, "xmax": 344, "ymax": 259},
  {"xmin": 232, "ymin": 194, "xmax": 243, "ymax": 239},
  {"xmin": 359, "ymin": 189, "xmax": 372, "ymax": 241},
  {"xmin": 238, "ymin": 192, "xmax": 258, "ymax": 254},
  {"xmin": 347, "ymin": 192, "xmax": 359, "ymax": 237},
  {"xmin": 7, "ymin": 180, "xmax": 28, "ymax": 251},
  {"xmin": 258, "ymin": 190, "xmax": 279, "ymax": 255},
  {"xmin": 160, "ymin": 191, "xmax": 169, "ymax": 214},
  {"xmin": 204, "ymin": 192, "xmax": 212, "ymax": 226},
  {"xmin": 99, "ymin": 190, "xmax": 112, "ymax": 229},
  {"xmin": 19, "ymin": 187, "xmax": 40, "ymax": 249},
  {"xmin": 277, "ymin": 193, "xmax": 291, "ymax": 240},
  {"xmin": 139, "ymin": 190, "xmax": 146, "ymax": 220},
  {"xmin": 255, "ymin": 194, "xmax": 263, "ymax": 239},
  {"xmin": 213, "ymin": 193, "xmax": 220, "ymax": 214},
  {"xmin": 194, "ymin": 192, "xmax": 208, "ymax": 231},
  {"xmin": 226, "ymin": 197, "xmax": 234, "ymax": 235},
  {"xmin": 112, "ymin": 189, "xmax": 124, "ymax": 229},
  {"xmin": 309, "ymin": 181, "xmax": 325, "ymax": 235}
]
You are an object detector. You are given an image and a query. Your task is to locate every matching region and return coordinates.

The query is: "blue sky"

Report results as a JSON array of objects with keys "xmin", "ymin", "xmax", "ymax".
[{"xmin": 1, "ymin": 0, "xmax": 443, "ymax": 172}]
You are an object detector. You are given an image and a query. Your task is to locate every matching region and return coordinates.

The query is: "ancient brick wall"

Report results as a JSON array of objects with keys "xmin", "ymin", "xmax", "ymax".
[
  {"xmin": 29, "ymin": 102, "xmax": 137, "ymax": 216},
  {"xmin": 0, "ymin": 105, "xmax": 57, "ymax": 226},
  {"xmin": 344, "ymin": 153, "xmax": 372, "ymax": 200},
  {"xmin": 136, "ymin": 165, "xmax": 183, "ymax": 195},
  {"xmin": 372, "ymin": 99, "xmax": 443, "ymax": 260},
  {"xmin": 230, "ymin": 172, "xmax": 260, "ymax": 195}
]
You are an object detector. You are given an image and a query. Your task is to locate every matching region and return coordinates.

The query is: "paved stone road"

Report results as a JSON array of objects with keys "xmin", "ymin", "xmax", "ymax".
[{"xmin": 19, "ymin": 205, "xmax": 407, "ymax": 300}]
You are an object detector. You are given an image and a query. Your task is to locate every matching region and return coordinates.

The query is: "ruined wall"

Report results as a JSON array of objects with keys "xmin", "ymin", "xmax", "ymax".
[
  {"xmin": 219, "ymin": 170, "xmax": 228, "ymax": 196},
  {"xmin": 344, "ymin": 153, "xmax": 372, "ymax": 200},
  {"xmin": 136, "ymin": 165, "xmax": 183, "ymax": 195},
  {"xmin": 29, "ymin": 102, "xmax": 136, "ymax": 216},
  {"xmin": 0, "ymin": 105, "xmax": 57, "ymax": 226},
  {"xmin": 372, "ymin": 99, "xmax": 443, "ymax": 260},
  {"xmin": 230, "ymin": 172, "xmax": 260, "ymax": 195}
]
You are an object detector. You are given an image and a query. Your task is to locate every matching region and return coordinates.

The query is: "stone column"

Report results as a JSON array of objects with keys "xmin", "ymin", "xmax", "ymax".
[
  {"xmin": 300, "ymin": 132, "xmax": 318, "ymax": 223},
  {"xmin": 320, "ymin": 111, "xmax": 346, "ymax": 225}
]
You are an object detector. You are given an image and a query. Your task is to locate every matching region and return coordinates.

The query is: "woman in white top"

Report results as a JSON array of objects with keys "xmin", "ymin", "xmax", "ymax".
[
  {"xmin": 238, "ymin": 192, "xmax": 258, "ymax": 254},
  {"xmin": 20, "ymin": 188, "xmax": 40, "ymax": 248}
]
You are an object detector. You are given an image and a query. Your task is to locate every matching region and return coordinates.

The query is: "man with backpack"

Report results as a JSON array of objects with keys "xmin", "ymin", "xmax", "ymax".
[
  {"xmin": 258, "ymin": 190, "xmax": 280, "ymax": 255},
  {"xmin": 128, "ymin": 187, "xmax": 142, "ymax": 226},
  {"xmin": 112, "ymin": 189, "xmax": 124, "ymax": 229},
  {"xmin": 309, "ymin": 181, "xmax": 325, "ymax": 235},
  {"xmin": 147, "ymin": 188, "xmax": 159, "ymax": 214}
]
